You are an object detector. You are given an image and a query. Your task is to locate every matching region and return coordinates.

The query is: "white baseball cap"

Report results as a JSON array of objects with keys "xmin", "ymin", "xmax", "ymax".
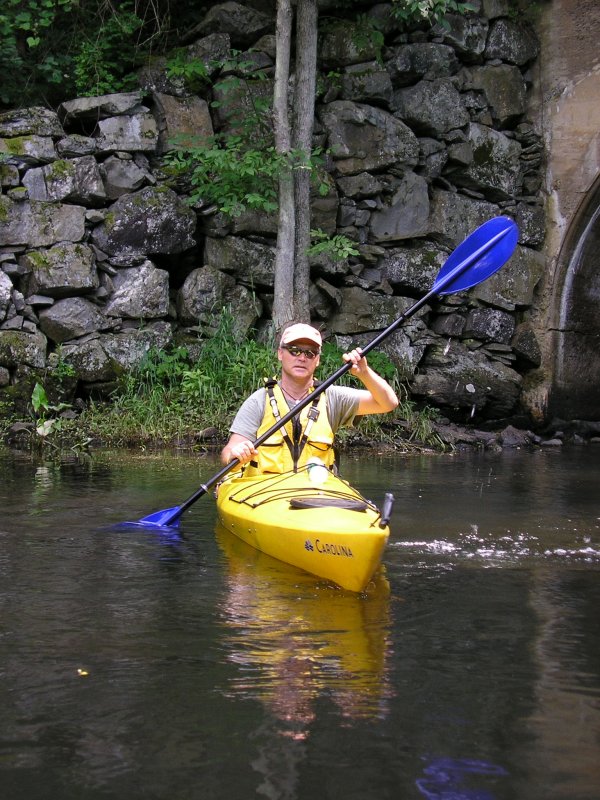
[{"xmin": 280, "ymin": 323, "xmax": 322, "ymax": 348}]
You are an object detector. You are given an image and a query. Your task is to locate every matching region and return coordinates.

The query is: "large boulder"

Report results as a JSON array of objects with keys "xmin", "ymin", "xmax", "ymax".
[
  {"xmin": 104, "ymin": 261, "xmax": 169, "ymax": 319},
  {"xmin": 448, "ymin": 123, "xmax": 523, "ymax": 201},
  {"xmin": 385, "ymin": 43, "xmax": 460, "ymax": 86},
  {"xmin": 369, "ymin": 171, "xmax": 430, "ymax": 242},
  {"xmin": 99, "ymin": 155, "xmax": 150, "ymax": 200},
  {"xmin": 56, "ymin": 135, "xmax": 96, "ymax": 158},
  {"xmin": 0, "ymin": 197, "xmax": 86, "ymax": 247},
  {"xmin": 328, "ymin": 286, "xmax": 415, "ymax": 334},
  {"xmin": 0, "ymin": 107, "xmax": 64, "ymax": 138},
  {"xmin": 379, "ymin": 243, "xmax": 448, "ymax": 294},
  {"xmin": 58, "ymin": 92, "xmax": 146, "ymax": 124},
  {"xmin": 61, "ymin": 322, "xmax": 172, "ymax": 383},
  {"xmin": 0, "ymin": 136, "xmax": 57, "ymax": 168},
  {"xmin": 466, "ymin": 64, "xmax": 527, "ymax": 127},
  {"xmin": 22, "ymin": 156, "xmax": 106, "ymax": 205},
  {"xmin": 484, "ymin": 18, "xmax": 540, "ymax": 66},
  {"xmin": 0, "ymin": 329, "xmax": 47, "ymax": 369},
  {"xmin": 411, "ymin": 340, "xmax": 522, "ymax": 419},
  {"xmin": 318, "ymin": 101, "xmax": 419, "ymax": 175},
  {"xmin": 428, "ymin": 190, "xmax": 501, "ymax": 246},
  {"xmin": 152, "ymin": 93, "xmax": 214, "ymax": 153},
  {"xmin": 204, "ymin": 235, "xmax": 275, "ymax": 289},
  {"xmin": 176, "ymin": 266, "xmax": 236, "ymax": 327},
  {"xmin": 471, "ymin": 245, "xmax": 546, "ymax": 311},
  {"xmin": 391, "ymin": 78, "xmax": 470, "ymax": 135},
  {"xmin": 319, "ymin": 19, "xmax": 381, "ymax": 68},
  {"xmin": 185, "ymin": 2, "xmax": 273, "ymax": 49},
  {"xmin": 94, "ymin": 113, "xmax": 159, "ymax": 154},
  {"xmin": 90, "ymin": 186, "xmax": 196, "ymax": 265},
  {"xmin": 38, "ymin": 297, "xmax": 110, "ymax": 344},
  {"xmin": 339, "ymin": 62, "xmax": 393, "ymax": 107},
  {"xmin": 20, "ymin": 242, "xmax": 98, "ymax": 298},
  {"xmin": 464, "ymin": 307, "xmax": 516, "ymax": 344}
]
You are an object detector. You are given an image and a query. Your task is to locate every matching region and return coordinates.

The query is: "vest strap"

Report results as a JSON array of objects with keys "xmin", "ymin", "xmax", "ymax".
[
  {"xmin": 266, "ymin": 381, "xmax": 321, "ymax": 472},
  {"xmin": 266, "ymin": 381, "xmax": 297, "ymax": 469},
  {"xmin": 297, "ymin": 397, "xmax": 320, "ymax": 462}
]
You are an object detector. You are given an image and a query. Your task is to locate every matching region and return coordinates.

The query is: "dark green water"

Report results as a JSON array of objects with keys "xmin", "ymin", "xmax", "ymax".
[{"xmin": 1, "ymin": 446, "xmax": 599, "ymax": 800}]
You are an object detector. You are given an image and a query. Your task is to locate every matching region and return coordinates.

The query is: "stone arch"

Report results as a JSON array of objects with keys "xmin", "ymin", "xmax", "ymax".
[{"xmin": 549, "ymin": 177, "xmax": 600, "ymax": 420}]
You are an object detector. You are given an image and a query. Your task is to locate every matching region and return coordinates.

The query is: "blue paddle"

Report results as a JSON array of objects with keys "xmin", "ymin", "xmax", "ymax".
[{"xmin": 131, "ymin": 216, "xmax": 518, "ymax": 528}]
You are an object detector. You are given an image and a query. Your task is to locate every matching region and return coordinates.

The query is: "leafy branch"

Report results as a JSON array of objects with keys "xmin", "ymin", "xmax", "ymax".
[
  {"xmin": 307, "ymin": 229, "xmax": 359, "ymax": 261},
  {"xmin": 390, "ymin": 0, "xmax": 476, "ymax": 25}
]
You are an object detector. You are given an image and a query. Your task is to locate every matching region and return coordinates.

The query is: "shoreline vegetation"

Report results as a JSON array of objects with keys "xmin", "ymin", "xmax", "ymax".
[
  {"xmin": 3, "ymin": 312, "xmax": 598, "ymax": 458},
  {"xmin": 1, "ymin": 313, "xmax": 446, "ymax": 456}
]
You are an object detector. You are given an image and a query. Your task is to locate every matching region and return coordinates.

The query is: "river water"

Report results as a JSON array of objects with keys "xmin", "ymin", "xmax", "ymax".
[{"xmin": 1, "ymin": 446, "xmax": 599, "ymax": 800}]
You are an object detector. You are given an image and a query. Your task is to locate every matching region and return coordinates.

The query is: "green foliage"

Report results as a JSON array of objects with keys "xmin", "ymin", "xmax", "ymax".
[
  {"xmin": 178, "ymin": 310, "xmax": 278, "ymax": 417},
  {"xmin": 166, "ymin": 136, "xmax": 322, "ymax": 221},
  {"xmin": 0, "ymin": 0, "xmax": 77, "ymax": 105},
  {"xmin": 50, "ymin": 350, "xmax": 76, "ymax": 383},
  {"xmin": 164, "ymin": 48, "xmax": 333, "ymax": 220},
  {"xmin": 73, "ymin": 3, "xmax": 144, "ymax": 96},
  {"xmin": 31, "ymin": 381, "xmax": 70, "ymax": 439},
  {"xmin": 400, "ymin": 400, "xmax": 443, "ymax": 446},
  {"xmin": 165, "ymin": 134, "xmax": 329, "ymax": 220},
  {"xmin": 77, "ymin": 309, "xmax": 277, "ymax": 445},
  {"xmin": 390, "ymin": 0, "xmax": 476, "ymax": 26},
  {"xmin": 165, "ymin": 135, "xmax": 282, "ymax": 217},
  {"xmin": 165, "ymin": 47, "xmax": 212, "ymax": 92},
  {"xmin": 180, "ymin": 336, "xmax": 279, "ymax": 417},
  {"xmin": 307, "ymin": 229, "xmax": 359, "ymax": 261},
  {"xmin": 353, "ymin": 13, "xmax": 385, "ymax": 62},
  {"xmin": 164, "ymin": 51, "xmax": 281, "ymax": 216},
  {"xmin": 0, "ymin": 0, "xmax": 191, "ymax": 107}
]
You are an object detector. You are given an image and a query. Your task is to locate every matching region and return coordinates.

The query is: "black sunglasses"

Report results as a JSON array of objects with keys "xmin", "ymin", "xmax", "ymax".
[{"xmin": 283, "ymin": 345, "xmax": 320, "ymax": 360}]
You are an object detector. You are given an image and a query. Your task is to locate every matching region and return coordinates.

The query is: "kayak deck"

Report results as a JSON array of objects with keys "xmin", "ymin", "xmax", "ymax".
[{"xmin": 216, "ymin": 467, "xmax": 390, "ymax": 592}]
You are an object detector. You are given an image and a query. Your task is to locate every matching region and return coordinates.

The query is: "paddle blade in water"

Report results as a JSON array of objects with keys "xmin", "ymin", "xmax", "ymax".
[
  {"xmin": 135, "ymin": 506, "xmax": 182, "ymax": 528},
  {"xmin": 433, "ymin": 216, "xmax": 518, "ymax": 295}
]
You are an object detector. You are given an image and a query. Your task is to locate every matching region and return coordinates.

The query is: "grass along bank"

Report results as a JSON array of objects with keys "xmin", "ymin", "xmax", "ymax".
[{"xmin": 2, "ymin": 314, "xmax": 445, "ymax": 453}]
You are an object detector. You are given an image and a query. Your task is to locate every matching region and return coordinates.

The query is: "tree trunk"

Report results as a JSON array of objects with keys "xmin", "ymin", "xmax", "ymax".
[
  {"xmin": 272, "ymin": 0, "xmax": 295, "ymax": 335},
  {"xmin": 292, "ymin": 0, "xmax": 318, "ymax": 323}
]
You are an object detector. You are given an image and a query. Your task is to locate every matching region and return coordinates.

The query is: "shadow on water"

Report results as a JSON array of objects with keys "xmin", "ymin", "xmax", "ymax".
[{"xmin": 0, "ymin": 446, "xmax": 599, "ymax": 799}]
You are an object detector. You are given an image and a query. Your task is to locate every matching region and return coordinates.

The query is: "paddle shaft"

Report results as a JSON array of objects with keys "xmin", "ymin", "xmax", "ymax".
[{"xmin": 161, "ymin": 225, "xmax": 512, "ymax": 525}]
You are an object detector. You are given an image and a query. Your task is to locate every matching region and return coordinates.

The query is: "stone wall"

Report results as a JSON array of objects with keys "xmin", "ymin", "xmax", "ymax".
[
  {"xmin": 524, "ymin": 0, "xmax": 600, "ymax": 422},
  {"xmin": 0, "ymin": 0, "xmax": 547, "ymax": 423}
]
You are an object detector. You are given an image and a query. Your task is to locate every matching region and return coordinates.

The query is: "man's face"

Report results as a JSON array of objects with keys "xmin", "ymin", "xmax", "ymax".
[{"xmin": 278, "ymin": 339, "xmax": 321, "ymax": 379}]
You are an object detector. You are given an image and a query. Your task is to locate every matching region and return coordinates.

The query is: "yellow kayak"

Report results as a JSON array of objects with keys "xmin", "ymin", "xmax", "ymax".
[{"xmin": 216, "ymin": 463, "xmax": 391, "ymax": 592}]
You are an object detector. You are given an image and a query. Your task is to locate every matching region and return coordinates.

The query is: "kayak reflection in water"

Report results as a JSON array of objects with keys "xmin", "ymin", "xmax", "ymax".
[
  {"xmin": 215, "ymin": 523, "xmax": 394, "ymax": 735},
  {"xmin": 220, "ymin": 322, "xmax": 399, "ymax": 475}
]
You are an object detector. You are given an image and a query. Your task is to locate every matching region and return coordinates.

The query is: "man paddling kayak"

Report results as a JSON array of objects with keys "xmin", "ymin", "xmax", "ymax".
[{"xmin": 221, "ymin": 323, "xmax": 398, "ymax": 474}]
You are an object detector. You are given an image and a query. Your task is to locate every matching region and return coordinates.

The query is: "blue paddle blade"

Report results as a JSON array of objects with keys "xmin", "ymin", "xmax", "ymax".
[
  {"xmin": 134, "ymin": 506, "xmax": 182, "ymax": 528},
  {"xmin": 433, "ymin": 216, "xmax": 519, "ymax": 295}
]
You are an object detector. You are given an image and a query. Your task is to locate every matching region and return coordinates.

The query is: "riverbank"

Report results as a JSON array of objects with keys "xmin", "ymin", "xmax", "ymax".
[{"xmin": 4, "ymin": 407, "xmax": 599, "ymax": 459}]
